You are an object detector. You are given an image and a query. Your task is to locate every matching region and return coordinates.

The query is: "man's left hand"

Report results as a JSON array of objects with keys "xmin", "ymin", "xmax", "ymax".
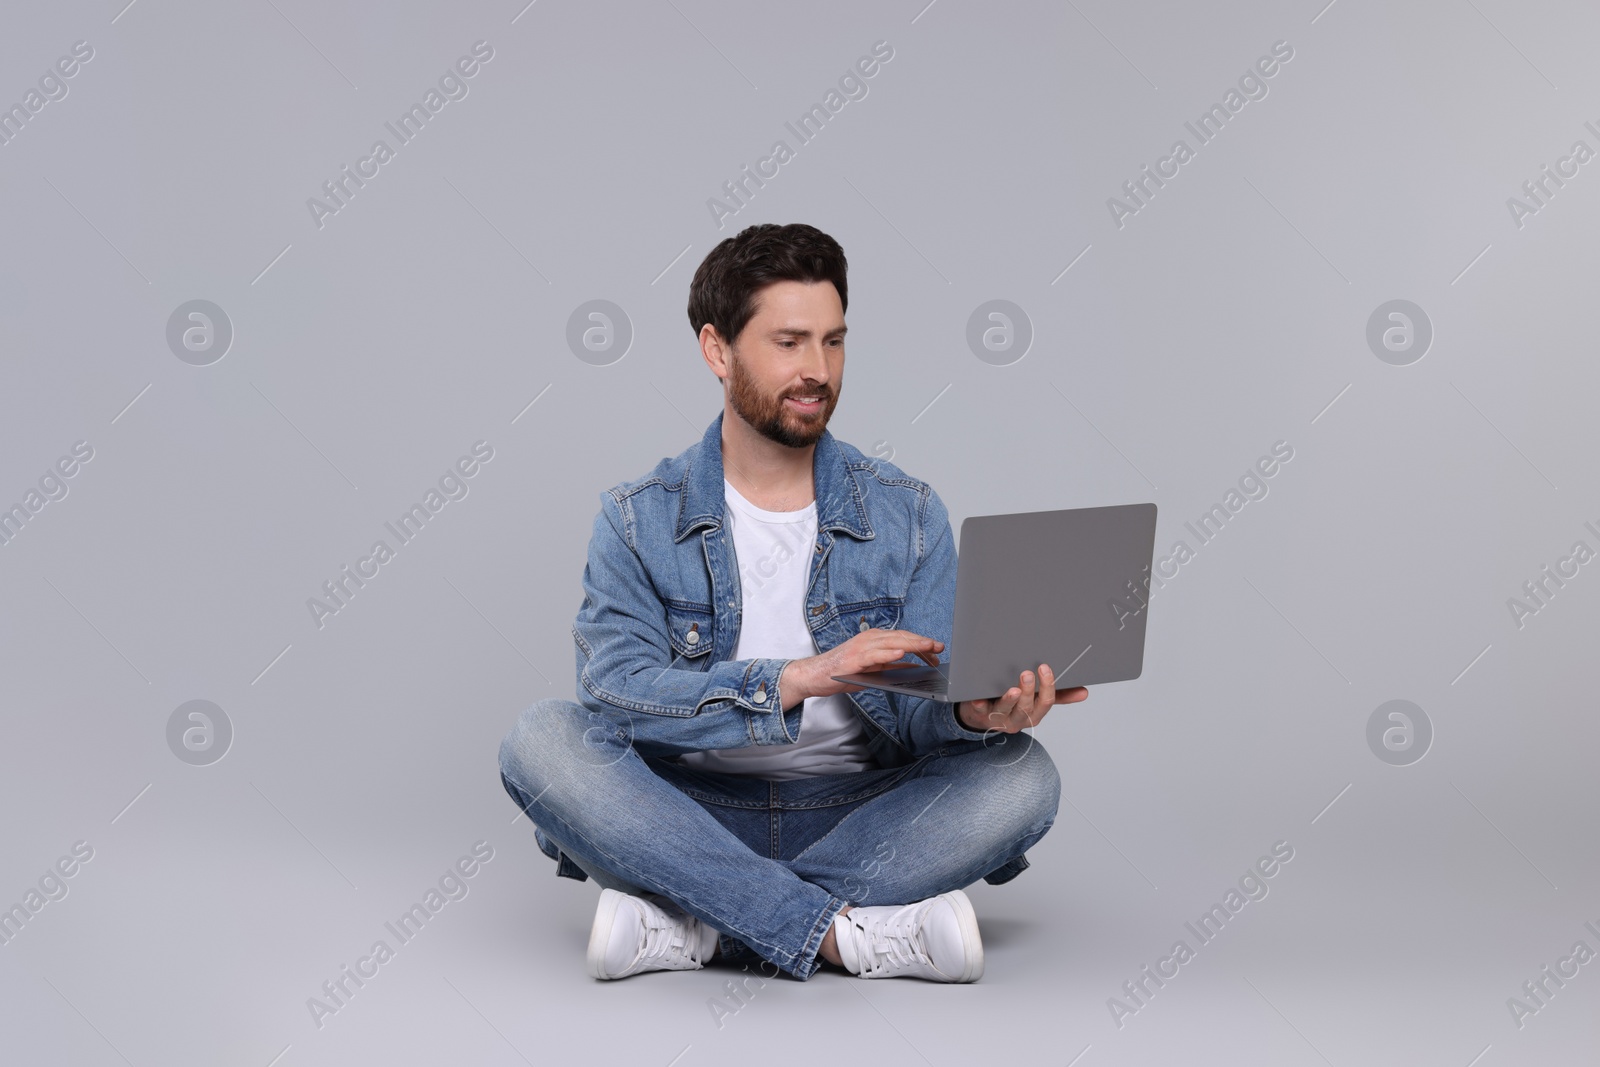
[{"xmin": 957, "ymin": 663, "xmax": 1087, "ymax": 734}]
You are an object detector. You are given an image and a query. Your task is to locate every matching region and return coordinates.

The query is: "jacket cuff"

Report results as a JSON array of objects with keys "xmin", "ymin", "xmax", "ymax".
[
  {"xmin": 744, "ymin": 657, "xmax": 803, "ymax": 745},
  {"xmin": 943, "ymin": 698, "xmax": 994, "ymax": 743}
]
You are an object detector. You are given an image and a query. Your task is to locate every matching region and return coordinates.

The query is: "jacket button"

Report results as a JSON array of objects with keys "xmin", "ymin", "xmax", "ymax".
[
  {"xmin": 858, "ymin": 616, "xmax": 869, "ymax": 632},
  {"xmin": 753, "ymin": 686, "xmax": 767, "ymax": 704},
  {"xmin": 809, "ymin": 603, "xmax": 827, "ymax": 616},
  {"xmin": 685, "ymin": 630, "xmax": 699, "ymax": 645}
]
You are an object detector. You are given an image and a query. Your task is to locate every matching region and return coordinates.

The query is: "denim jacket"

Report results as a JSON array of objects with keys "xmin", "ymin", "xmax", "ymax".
[{"xmin": 570, "ymin": 410, "xmax": 994, "ymax": 769}]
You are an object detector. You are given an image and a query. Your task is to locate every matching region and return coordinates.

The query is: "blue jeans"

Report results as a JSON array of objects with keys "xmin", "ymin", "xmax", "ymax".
[{"xmin": 497, "ymin": 697, "xmax": 1061, "ymax": 980}]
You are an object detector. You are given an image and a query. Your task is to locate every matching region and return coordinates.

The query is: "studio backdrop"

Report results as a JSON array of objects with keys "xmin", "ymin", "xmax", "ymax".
[{"xmin": 1, "ymin": 1, "xmax": 1595, "ymax": 1064}]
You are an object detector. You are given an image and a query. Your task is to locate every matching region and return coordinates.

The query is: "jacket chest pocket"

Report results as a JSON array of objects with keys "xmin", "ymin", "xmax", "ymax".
[
  {"xmin": 665, "ymin": 602, "xmax": 716, "ymax": 663},
  {"xmin": 838, "ymin": 598, "xmax": 903, "ymax": 637}
]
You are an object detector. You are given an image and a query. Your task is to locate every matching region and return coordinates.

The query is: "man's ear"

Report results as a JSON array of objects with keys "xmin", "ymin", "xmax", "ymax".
[{"xmin": 700, "ymin": 324, "xmax": 730, "ymax": 380}]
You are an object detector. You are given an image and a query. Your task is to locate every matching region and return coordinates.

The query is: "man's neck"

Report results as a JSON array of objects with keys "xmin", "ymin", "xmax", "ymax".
[{"xmin": 721, "ymin": 405, "xmax": 816, "ymax": 513}]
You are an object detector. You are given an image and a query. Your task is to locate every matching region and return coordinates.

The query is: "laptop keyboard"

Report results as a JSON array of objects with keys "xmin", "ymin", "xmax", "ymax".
[{"xmin": 891, "ymin": 676, "xmax": 946, "ymax": 692}]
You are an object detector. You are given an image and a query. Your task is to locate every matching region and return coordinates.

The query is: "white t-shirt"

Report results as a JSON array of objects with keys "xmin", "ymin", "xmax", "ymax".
[{"xmin": 676, "ymin": 479, "xmax": 875, "ymax": 779}]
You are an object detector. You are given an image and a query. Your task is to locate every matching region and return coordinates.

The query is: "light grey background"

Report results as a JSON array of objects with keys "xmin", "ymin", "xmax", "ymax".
[{"xmin": 2, "ymin": 1, "xmax": 1596, "ymax": 1064}]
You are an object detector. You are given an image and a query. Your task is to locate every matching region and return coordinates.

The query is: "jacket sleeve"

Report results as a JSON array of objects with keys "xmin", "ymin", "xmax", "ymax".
[
  {"xmin": 888, "ymin": 485, "xmax": 995, "ymax": 754},
  {"xmin": 570, "ymin": 489, "xmax": 804, "ymax": 753}
]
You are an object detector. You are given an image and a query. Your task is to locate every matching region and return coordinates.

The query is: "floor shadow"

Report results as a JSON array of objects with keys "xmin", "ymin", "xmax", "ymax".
[{"xmin": 974, "ymin": 915, "xmax": 1044, "ymax": 950}]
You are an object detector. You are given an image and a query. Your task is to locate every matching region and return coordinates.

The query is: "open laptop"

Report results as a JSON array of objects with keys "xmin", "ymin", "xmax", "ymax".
[{"xmin": 831, "ymin": 502, "xmax": 1158, "ymax": 703}]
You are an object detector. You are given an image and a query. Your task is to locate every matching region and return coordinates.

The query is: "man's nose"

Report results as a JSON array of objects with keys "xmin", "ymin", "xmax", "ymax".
[{"xmin": 798, "ymin": 342, "xmax": 832, "ymax": 384}]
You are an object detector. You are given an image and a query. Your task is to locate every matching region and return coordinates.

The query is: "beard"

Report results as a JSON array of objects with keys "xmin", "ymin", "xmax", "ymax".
[{"xmin": 726, "ymin": 348, "xmax": 838, "ymax": 448}]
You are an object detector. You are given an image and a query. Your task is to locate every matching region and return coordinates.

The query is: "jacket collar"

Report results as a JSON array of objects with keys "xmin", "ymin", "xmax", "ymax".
[{"xmin": 675, "ymin": 410, "xmax": 874, "ymax": 543}]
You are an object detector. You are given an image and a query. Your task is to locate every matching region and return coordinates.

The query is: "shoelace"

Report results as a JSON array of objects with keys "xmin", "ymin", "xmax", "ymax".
[
  {"xmin": 637, "ymin": 902, "xmax": 706, "ymax": 968},
  {"xmin": 849, "ymin": 900, "xmax": 935, "ymax": 976}
]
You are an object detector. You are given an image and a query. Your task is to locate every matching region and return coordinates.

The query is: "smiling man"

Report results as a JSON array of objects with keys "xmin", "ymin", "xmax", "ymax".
[{"xmin": 498, "ymin": 222, "xmax": 1085, "ymax": 984}]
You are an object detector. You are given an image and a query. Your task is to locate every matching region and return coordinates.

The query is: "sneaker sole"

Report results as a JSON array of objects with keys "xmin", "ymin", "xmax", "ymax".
[
  {"xmin": 586, "ymin": 887, "xmax": 627, "ymax": 980},
  {"xmin": 939, "ymin": 890, "xmax": 985, "ymax": 983}
]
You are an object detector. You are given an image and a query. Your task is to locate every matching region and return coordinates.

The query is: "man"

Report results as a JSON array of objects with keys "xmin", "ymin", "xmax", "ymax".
[{"xmin": 498, "ymin": 222, "xmax": 1087, "ymax": 983}]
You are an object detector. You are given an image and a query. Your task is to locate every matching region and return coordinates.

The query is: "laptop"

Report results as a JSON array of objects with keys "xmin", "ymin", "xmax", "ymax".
[{"xmin": 831, "ymin": 502, "xmax": 1158, "ymax": 703}]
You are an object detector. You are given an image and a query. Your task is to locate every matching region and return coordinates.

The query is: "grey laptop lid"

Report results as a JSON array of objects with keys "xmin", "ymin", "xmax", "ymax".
[{"xmin": 831, "ymin": 502, "xmax": 1158, "ymax": 704}]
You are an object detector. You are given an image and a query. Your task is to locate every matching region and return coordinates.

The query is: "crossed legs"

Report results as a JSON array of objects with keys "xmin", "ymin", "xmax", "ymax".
[{"xmin": 498, "ymin": 697, "xmax": 1059, "ymax": 980}]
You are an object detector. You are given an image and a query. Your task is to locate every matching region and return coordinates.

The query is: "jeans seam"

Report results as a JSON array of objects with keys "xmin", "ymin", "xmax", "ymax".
[
  {"xmin": 783, "ymin": 759, "xmax": 935, "ymax": 869},
  {"xmin": 769, "ymin": 781, "xmax": 779, "ymax": 860},
  {"xmin": 671, "ymin": 777, "xmax": 911, "ymax": 808},
  {"xmin": 665, "ymin": 762, "xmax": 921, "ymax": 810}
]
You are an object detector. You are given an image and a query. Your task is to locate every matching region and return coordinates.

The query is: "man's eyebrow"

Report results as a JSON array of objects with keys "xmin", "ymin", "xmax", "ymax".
[{"xmin": 770, "ymin": 325, "xmax": 848, "ymax": 338}]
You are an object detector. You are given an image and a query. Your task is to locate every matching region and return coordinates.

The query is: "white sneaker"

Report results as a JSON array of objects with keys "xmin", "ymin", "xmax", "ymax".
[
  {"xmin": 832, "ymin": 889, "xmax": 984, "ymax": 982},
  {"xmin": 586, "ymin": 888, "xmax": 720, "ymax": 980}
]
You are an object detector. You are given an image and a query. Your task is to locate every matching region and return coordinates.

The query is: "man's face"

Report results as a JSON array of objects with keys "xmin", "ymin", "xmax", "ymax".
[{"xmin": 721, "ymin": 279, "xmax": 845, "ymax": 449}]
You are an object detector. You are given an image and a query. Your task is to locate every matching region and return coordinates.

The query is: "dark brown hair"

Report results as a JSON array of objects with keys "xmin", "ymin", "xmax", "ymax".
[{"xmin": 686, "ymin": 223, "xmax": 848, "ymax": 347}]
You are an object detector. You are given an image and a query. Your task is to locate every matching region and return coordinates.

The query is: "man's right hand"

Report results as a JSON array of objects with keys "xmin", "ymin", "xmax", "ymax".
[{"xmin": 780, "ymin": 629, "xmax": 945, "ymax": 706}]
